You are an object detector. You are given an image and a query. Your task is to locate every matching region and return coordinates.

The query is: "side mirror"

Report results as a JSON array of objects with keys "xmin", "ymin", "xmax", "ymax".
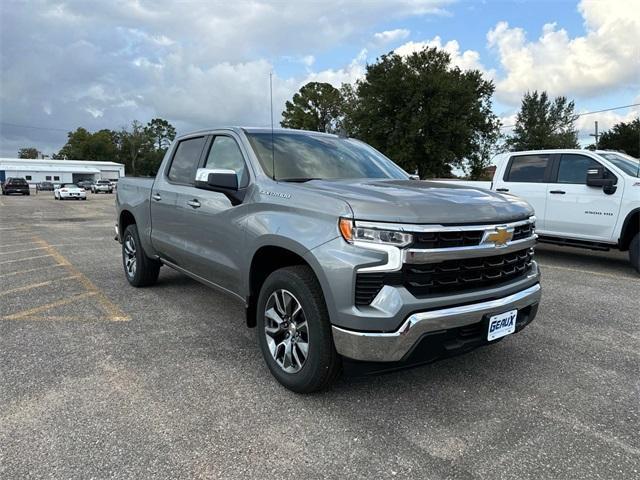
[
  {"xmin": 408, "ymin": 174, "xmax": 420, "ymax": 181},
  {"xmin": 586, "ymin": 167, "xmax": 617, "ymax": 194},
  {"xmin": 194, "ymin": 168, "xmax": 245, "ymax": 205}
]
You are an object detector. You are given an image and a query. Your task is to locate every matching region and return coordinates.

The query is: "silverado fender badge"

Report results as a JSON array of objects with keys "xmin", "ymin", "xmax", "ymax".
[{"xmin": 260, "ymin": 189, "xmax": 291, "ymax": 199}]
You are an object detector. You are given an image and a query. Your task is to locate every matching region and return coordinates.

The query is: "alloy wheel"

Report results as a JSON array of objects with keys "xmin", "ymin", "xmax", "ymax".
[
  {"xmin": 264, "ymin": 289, "xmax": 309, "ymax": 373},
  {"xmin": 123, "ymin": 234, "xmax": 137, "ymax": 278}
]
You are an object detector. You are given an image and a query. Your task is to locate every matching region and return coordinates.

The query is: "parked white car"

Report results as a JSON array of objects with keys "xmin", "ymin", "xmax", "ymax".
[
  {"xmin": 491, "ymin": 149, "xmax": 640, "ymax": 272},
  {"xmin": 54, "ymin": 183, "xmax": 87, "ymax": 200},
  {"xmin": 91, "ymin": 179, "xmax": 114, "ymax": 194}
]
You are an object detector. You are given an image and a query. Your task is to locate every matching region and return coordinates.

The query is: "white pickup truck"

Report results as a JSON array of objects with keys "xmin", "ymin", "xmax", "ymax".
[{"xmin": 490, "ymin": 149, "xmax": 640, "ymax": 272}]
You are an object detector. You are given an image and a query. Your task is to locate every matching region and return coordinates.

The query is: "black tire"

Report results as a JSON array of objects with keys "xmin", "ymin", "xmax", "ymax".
[
  {"xmin": 630, "ymin": 232, "xmax": 640, "ymax": 274},
  {"xmin": 256, "ymin": 265, "xmax": 341, "ymax": 393},
  {"xmin": 122, "ymin": 224, "xmax": 161, "ymax": 287}
]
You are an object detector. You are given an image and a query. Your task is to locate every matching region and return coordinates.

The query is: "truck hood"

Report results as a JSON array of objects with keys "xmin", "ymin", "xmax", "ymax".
[{"xmin": 297, "ymin": 179, "xmax": 534, "ymax": 224}]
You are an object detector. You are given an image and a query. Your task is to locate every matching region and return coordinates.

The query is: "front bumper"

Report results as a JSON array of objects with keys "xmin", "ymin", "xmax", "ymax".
[
  {"xmin": 332, "ymin": 283, "xmax": 541, "ymax": 362},
  {"xmin": 60, "ymin": 192, "xmax": 86, "ymax": 199}
]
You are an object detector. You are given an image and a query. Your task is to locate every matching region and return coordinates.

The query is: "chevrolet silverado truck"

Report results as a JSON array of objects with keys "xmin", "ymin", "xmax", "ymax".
[
  {"xmin": 491, "ymin": 149, "xmax": 640, "ymax": 273},
  {"xmin": 115, "ymin": 128, "xmax": 541, "ymax": 392}
]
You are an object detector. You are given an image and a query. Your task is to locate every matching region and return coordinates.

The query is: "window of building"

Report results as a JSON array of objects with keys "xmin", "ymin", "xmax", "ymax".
[
  {"xmin": 46, "ymin": 176, "xmax": 52, "ymax": 180},
  {"xmin": 25, "ymin": 175, "xmax": 32, "ymax": 180},
  {"xmin": 54, "ymin": 176, "xmax": 60, "ymax": 181}
]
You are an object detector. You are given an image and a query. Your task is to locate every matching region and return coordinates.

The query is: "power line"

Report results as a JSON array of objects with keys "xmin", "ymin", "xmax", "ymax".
[
  {"xmin": 500, "ymin": 102, "xmax": 640, "ymax": 129},
  {"xmin": 0, "ymin": 121, "xmax": 69, "ymax": 132}
]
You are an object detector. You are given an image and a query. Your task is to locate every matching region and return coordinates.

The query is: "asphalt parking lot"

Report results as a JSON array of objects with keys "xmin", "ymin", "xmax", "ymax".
[{"xmin": 1, "ymin": 192, "xmax": 638, "ymax": 479}]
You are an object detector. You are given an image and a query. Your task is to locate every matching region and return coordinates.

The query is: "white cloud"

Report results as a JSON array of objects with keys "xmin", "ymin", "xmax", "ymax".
[
  {"xmin": 373, "ymin": 29, "xmax": 410, "ymax": 44},
  {"xmin": 0, "ymin": 0, "xmax": 452, "ymax": 155},
  {"xmin": 487, "ymin": 0, "xmax": 640, "ymax": 104},
  {"xmin": 301, "ymin": 50, "xmax": 368, "ymax": 88},
  {"xmin": 395, "ymin": 37, "xmax": 494, "ymax": 77}
]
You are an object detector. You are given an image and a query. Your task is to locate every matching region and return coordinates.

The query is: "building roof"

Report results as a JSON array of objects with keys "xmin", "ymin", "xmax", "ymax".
[
  {"xmin": 0, "ymin": 158, "xmax": 124, "ymax": 168},
  {"xmin": 1, "ymin": 165, "xmax": 101, "ymax": 173}
]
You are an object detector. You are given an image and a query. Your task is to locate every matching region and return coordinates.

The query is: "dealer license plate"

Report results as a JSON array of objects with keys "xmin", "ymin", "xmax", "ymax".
[{"xmin": 487, "ymin": 309, "xmax": 517, "ymax": 341}]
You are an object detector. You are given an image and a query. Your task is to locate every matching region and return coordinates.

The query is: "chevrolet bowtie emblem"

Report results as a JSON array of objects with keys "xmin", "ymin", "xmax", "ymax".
[{"xmin": 486, "ymin": 227, "xmax": 513, "ymax": 247}]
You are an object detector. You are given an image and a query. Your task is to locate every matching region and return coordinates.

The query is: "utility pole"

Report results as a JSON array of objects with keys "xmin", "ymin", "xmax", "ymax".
[{"xmin": 589, "ymin": 121, "xmax": 599, "ymax": 149}]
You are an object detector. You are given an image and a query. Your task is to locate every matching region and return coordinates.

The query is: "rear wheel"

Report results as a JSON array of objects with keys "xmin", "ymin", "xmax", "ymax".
[
  {"xmin": 629, "ymin": 233, "xmax": 640, "ymax": 274},
  {"xmin": 122, "ymin": 224, "xmax": 161, "ymax": 287},
  {"xmin": 256, "ymin": 265, "xmax": 341, "ymax": 393}
]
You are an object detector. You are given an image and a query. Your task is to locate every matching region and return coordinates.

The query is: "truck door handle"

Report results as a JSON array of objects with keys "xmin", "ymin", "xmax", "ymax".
[
  {"xmin": 187, "ymin": 199, "xmax": 201, "ymax": 209},
  {"xmin": 152, "ymin": 193, "xmax": 162, "ymax": 201},
  {"xmin": 496, "ymin": 188, "xmax": 509, "ymax": 192},
  {"xmin": 550, "ymin": 190, "xmax": 566, "ymax": 194}
]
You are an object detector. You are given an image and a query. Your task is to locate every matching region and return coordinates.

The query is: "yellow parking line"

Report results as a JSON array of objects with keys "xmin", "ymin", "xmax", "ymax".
[
  {"xmin": 0, "ymin": 246, "xmax": 49, "ymax": 256},
  {"xmin": 0, "ymin": 264, "xmax": 66, "ymax": 279},
  {"xmin": 0, "ymin": 254, "xmax": 54, "ymax": 265},
  {"xmin": 537, "ymin": 263, "xmax": 637, "ymax": 281},
  {"xmin": 0, "ymin": 276, "xmax": 80, "ymax": 296},
  {"xmin": 0, "ymin": 240, "xmax": 41, "ymax": 249},
  {"xmin": 31, "ymin": 237, "xmax": 130, "ymax": 321},
  {"xmin": 1, "ymin": 291, "xmax": 98, "ymax": 320}
]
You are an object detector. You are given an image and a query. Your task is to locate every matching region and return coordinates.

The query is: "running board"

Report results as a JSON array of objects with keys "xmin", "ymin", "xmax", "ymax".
[{"xmin": 537, "ymin": 235, "xmax": 613, "ymax": 251}]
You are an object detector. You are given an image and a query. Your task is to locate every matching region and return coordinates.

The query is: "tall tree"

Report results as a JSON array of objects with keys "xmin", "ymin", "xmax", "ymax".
[
  {"xmin": 281, "ymin": 82, "xmax": 344, "ymax": 133},
  {"xmin": 145, "ymin": 118, "xmax": 176, "ymax": 151},
  {"xmin": 596, "ymin": 118, "xmax": 640, "ymax": 158},
  {"xmin": 119, "ymin": 121, "xmax": 153, "ymax": 176},
  {"xmin": 56, "ymin": 127, "xmax": 118, "ymax": 161},
  {"xmin": 507, "ymin": 91, "xmax": 579, "ymax": 151},
  {"xmin": 345, "ymin": 48, "xmax": 500, "ymax": 178},
  {"xmin": 18, "ymin": 147, "xmax": 39, "ymax": 158}
]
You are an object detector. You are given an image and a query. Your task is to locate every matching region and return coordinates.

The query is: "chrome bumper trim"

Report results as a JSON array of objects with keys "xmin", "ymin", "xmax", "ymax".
[
  {"xmin": 332, "ymin": 283, "xmax": 541, "ymax": 362},
  {"xmin": 355, "ymin": 216, "xmax": 535, "ymax": 233},
  {"xmin": 403, "ymin": 235, "xmax": 537, "ymax": 263}
]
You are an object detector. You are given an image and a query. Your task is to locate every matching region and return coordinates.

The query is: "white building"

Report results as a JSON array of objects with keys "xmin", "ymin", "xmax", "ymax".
[{"xmin": 0, "ymin": 158, "xmax": 125, "ymax": 186}]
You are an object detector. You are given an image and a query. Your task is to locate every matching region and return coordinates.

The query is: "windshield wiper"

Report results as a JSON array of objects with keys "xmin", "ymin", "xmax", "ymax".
[{"xmin": 278, "ymin": 177, "xmax": 322, "ymax": 183}]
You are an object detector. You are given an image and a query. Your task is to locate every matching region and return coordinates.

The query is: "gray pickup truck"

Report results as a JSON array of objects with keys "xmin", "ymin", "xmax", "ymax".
[{"xmin": 115, "ymin": 127, "xmax": 541, "ymax": 392}]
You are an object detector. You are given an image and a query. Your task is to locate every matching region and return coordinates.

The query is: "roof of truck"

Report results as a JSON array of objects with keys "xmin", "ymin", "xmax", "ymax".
[{"xmin": 175, "ymin": 127, "xmax": 341, "ymax": 140}]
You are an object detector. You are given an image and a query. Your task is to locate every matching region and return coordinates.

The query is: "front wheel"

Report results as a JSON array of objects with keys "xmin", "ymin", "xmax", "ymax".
[
  {"xmin": 256, "ymin": 265, "xmax": 341, "ymax": 393},
  {"xmin": 122, "ymin": 224, "xmax": 161, "ymax": 287},
  {"xmin": 629, "ymin": 233, "xmax": 640, "ymax": 274}
]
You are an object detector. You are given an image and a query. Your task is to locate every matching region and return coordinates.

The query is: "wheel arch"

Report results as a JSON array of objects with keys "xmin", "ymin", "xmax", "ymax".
[
  {"xmin": 619, "ymin": 208, "xmax": 640, "ymax": 251},
  {"xmin": 118, "ymin": 209, "xmax": 137, "ymax": 240},
  {"xmin": 246, "ymin": 244, "xmax": 325, "ymax": 328}
]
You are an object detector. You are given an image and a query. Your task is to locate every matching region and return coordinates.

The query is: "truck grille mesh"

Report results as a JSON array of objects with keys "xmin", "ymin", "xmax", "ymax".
[{"xmin": 355, "ymin": 248, "xmax": 534, "ymax": 305}]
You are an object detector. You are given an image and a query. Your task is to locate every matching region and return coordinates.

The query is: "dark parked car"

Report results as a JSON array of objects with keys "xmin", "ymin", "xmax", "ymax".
[
  {"xmin": 36, "ymin": 181, "xmax": 54, "ymax": 191},
  {"xmin": 77, "ymin": 180, "xmax": 94, "ymax": 191},
  {"xmin": 2, "ymin": 177, "xmax": 30, "ymax": 195}
]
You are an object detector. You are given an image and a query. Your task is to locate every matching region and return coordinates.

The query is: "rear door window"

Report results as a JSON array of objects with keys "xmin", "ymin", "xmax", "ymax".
[
  {"xmin": 167, "ymin": 136, "xmax": 207, "ymax": 184},
  {"xmin": 505, "ymin": 154, "xmax": 550, "ymax": 183}
]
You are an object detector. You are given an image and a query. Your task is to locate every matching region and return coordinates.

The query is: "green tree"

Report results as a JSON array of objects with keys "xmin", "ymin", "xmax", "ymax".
[
  {"xmin": 118, "ymin": 121, "xmax": 154, "ymax": 176},
  {"xmin": 345, "ymin": 48, "xmax": 500, "ymax": 178},
  {"xmin": 57, "ymin": 127, "xmax": 118, "ymax": 161},
  {"xmin": 145, "ymin": 118, "xmax": 176, "ymax": 151},
  {"xmin": 18, "ymin": 147, "xmax": 39, "ymax": 159},
  {"xmin": 281, "ymin": 82, "xmax": 344, "ymax": 133},
  {"xmin": 507, "ymin": 91, "xmax": 579, "ymax": 151},
  {"xmin": 596, "ymin": 118, "xmax": 640, "ymax": 158}
]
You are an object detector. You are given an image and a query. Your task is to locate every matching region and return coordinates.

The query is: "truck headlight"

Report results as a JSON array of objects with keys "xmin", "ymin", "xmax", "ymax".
[{"xmin": 339, "ymin": 218, "xmax": 413, "ymax": 247}]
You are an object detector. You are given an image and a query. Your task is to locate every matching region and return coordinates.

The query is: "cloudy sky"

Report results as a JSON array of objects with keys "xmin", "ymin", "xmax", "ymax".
[{"xmin": 1, "ymin": 0, "xmax": 639, "ymax": 157}]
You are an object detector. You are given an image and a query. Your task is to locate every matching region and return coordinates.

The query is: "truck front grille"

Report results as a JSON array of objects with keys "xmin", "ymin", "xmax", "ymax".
[
  {"xmin": 413, "ymin": 230, "xmax": 483, "ymax": 249},
  {"xmin": 402, "ymin": 248, "xmax": 533, "ymax": 296},
  {"xmin": 355, "ymin": 248, "xmax": 534, "ymax": 305}
]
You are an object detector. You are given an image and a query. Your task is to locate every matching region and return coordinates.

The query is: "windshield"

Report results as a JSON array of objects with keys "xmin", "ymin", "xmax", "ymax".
[
  {"xmin": 600, "ymin": 152, "xmax": 640, "ymax": 177},
  {"xmin": 62, "ymin": 184, "xmax": 79, "ymax": 188},
  {"xmin": 245, "ymin": 132, "xmax": 408, "ymax": 181}
]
